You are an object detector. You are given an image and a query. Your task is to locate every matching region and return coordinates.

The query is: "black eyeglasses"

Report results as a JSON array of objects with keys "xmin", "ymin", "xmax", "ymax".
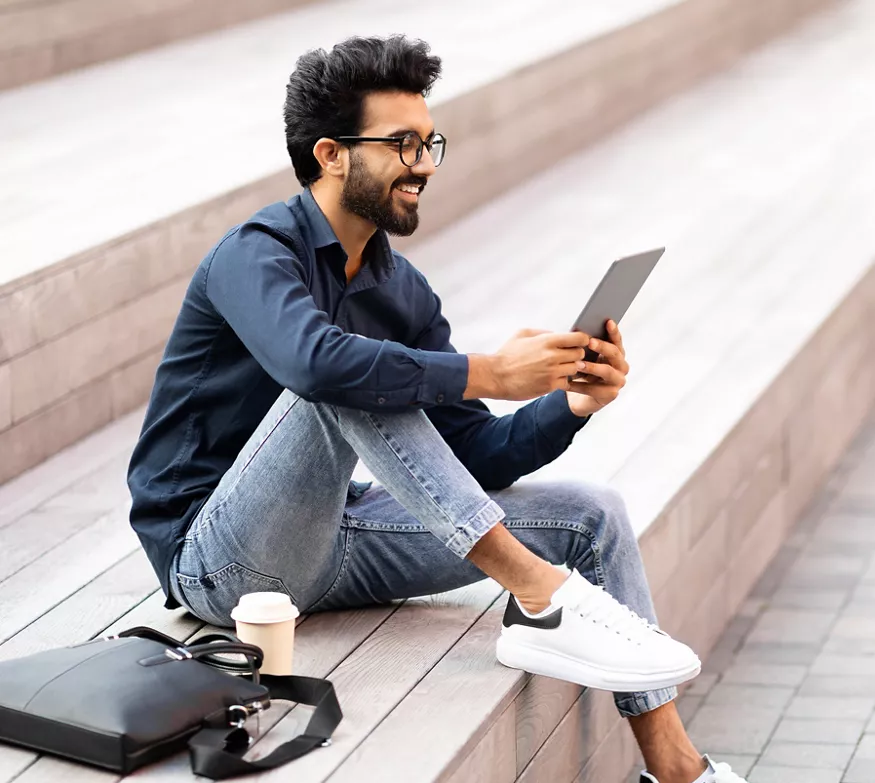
[{"xmin": 333, "ymin": 131, "xmax": 447, "ymax": 167}]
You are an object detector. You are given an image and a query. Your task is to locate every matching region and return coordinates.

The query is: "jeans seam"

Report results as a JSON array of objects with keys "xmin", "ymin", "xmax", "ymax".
[
  {"xmin": 206, "ymin": 394, "xmax": 301, "ymax": 521},
  {"xmin": 239, "ymin": 394, "xmax": 302, "ymax": 476},
  {"xmin": 307, "ymin": 528, "xmax": 355, "ymax": 610}
]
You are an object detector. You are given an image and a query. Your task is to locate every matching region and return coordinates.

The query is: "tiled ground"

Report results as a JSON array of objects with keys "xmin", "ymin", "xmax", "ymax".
[{"xmin": 629, "ymin": 412, "xmax": 875, "ymax": 782}]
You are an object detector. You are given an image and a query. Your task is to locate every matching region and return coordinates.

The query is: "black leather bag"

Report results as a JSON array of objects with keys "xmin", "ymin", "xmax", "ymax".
[{"xmin": 0, "ymin": 626, "xmax": 342, "ymax": 779}]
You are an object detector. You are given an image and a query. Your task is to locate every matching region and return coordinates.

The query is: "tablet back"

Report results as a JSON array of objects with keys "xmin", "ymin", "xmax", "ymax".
[{"xmin": 570, "ymin": 247, "xmax": 665, "ymax": 341}]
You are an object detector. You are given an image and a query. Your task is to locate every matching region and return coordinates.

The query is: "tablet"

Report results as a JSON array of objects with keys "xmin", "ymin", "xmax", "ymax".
[{"xmin": 570, "ymin": 248, "xmax": 664, "ymax": 367}]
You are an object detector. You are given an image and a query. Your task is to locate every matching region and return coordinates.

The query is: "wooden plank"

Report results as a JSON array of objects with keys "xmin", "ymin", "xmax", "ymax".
[
  {"xmin": 239, "ymin": 581, "xmax": 505, "ymax": 782},
  {"xmin": 0, "ymin": 412, "xmax": 139, "ymax": 530},
  {"xmin": 517, "ymin": 689, "xmax": 619, "ymax": 783},
  {"xmin": 575, "ymin": 712, "xmax": 639, "ymax": 783},
  {"xmin": 0, "ymin": 550, "xmax": 157, "ymax": 662},
  {"xmin": 328, "ymin": 593, "xmax": 520, "ymax": 782},
  {"xmin": 443, "ymin": 703, "xmax": 517, "ymax": 783},
  {"xmin": 0, "ymin": 511, "xmax": 140, "ymax": 644},
  {"xmin": 13, "ymin": 757, "xmax": 117, "ymax": 783},
  {"xmin": 0, "ymin": 747, "xmax": 34, "ymax": 783},
  {"xmin": 0, "ymin": 507, "xmax": 110, "ymax": 584},
  {"xmin": 0, "ymin": 454, "xmax": 132, "ymax": 584}
]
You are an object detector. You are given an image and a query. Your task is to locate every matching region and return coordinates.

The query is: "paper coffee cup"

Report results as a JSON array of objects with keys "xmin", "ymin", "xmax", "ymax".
[{"xmin": 231, "ymin": 592, "xmax": 299, "ymax": 676}]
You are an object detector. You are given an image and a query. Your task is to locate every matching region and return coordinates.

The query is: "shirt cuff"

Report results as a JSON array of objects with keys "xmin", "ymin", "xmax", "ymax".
[
  {"xmin": 535, "ymin": 389, "xmax": 591, "ymax": 449},
  {"xmin": 419, "ymin": 351, "xmax": 469, "ymax": 405}
]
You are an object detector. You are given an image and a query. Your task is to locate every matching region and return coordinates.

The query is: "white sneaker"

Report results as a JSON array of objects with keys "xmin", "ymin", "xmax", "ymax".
[
  {"xmin": 640, "ymin": 753, "xmax": 748, "ymax": 782},
  {"xmin": 495, "ymin": 568, "xmax": 701, "ymax": 692}
]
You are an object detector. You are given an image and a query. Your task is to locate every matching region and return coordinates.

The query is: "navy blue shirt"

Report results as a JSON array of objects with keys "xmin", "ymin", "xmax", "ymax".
[{"xmin": 128, "ymin": 188, "xmax": 590, "ymax": 608}]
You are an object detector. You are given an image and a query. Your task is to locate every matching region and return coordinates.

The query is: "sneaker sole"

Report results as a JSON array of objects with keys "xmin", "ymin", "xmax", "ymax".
[{"xmin": 495, "ymin": 635, "xmax": 701, "ymax": 692}]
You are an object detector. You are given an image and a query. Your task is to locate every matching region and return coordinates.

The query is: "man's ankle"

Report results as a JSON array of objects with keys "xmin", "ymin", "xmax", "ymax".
[
  {"xmin": 648, "ymin": 754, "xmax": 707, "ymax": 783},
  {"xmin": 514, "ymin": 563, "xmax": 569, "ymax": 614}
]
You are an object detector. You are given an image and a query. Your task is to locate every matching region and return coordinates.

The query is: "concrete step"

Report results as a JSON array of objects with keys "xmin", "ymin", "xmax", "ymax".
[
  {"xmin": 0, "ymin": 0, "xmax": 314, "ymax": 91},
  {"xmin": 0, "ymin": 0, "xmax": 834, "ymax": 484}
]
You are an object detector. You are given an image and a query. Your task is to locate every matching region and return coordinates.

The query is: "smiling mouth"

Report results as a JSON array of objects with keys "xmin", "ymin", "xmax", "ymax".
[{"xmin": 393, "ymin": 182, "xmax": 424, "ymax": 202}]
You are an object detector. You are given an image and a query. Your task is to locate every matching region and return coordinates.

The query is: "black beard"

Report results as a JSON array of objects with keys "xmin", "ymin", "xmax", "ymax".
[{"xmin": 339, "ymin": 151, "xmax": 425, "ymax": 237}]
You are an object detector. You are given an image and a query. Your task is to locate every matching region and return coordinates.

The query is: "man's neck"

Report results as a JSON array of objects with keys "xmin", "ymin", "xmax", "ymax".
[{"xmin": 309, "ymin": 184, "xmax": 375, "ymax": 274}]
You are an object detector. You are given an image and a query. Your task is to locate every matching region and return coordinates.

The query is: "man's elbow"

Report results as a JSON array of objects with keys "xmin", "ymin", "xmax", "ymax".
[
  {"xmin": 280, "ymin": 366, "xmax": 321, "ymax": 400},
  {"xmin": 468, "ymin": 462, "xmax": 516, "ymax": 492}
]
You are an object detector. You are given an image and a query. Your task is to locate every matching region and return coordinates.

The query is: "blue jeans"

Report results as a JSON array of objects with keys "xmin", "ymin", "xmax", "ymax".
[{"xmin": 169, "ymin": 390, "xmax": 676, "ymax": 717}]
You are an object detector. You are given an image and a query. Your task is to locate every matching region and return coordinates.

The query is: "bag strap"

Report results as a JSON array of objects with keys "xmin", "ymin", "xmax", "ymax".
[{"xmin": 187, "ymin": 674, "xmax": 342, "ymax": 780}]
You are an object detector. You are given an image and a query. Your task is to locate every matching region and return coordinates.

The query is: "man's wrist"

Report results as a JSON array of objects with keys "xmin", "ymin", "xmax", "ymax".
[
  {"xmin": 464, "ymin": 353, "xmax": 505, "ymax": 399},
  {"xmin": 565, "ymin": 390, "xmax": 599, "ymax": 418}
]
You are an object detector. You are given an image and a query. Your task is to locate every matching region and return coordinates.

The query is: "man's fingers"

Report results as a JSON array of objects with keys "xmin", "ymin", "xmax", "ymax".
[
  {"xmin": 588, "ymin": 338, "xmax": 623, "ymax": 362},
  {"xmin": 606, "ymin": 320, "xmax": 625, "ymax": 352},
  {"xmin": 551, "ymin": 331, "xmax": 592, "ymax": 348},
  {"xmin": 578, "ymin": 361, "xmax": 626, "ymax": 387},
  {"xmin": 589, "ymin": 337, "xmax": 629, "ymax": 374},
  {"xmin": 558, "ymin": 361, "xmax": 582, "ymax": 377}
]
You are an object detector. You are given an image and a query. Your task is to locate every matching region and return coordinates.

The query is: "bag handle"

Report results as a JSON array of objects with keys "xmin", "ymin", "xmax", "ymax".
[
  {"xmin": 188, "ymin": 674, "xmax": 342, "ymax": 780},
  {"xmin": 119, "ymin": 627, "xmax": 265, "ymax": 678}
]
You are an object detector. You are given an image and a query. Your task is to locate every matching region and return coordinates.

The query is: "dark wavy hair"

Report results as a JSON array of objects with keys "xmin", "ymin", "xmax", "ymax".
[{"xmin": 283, "ymin": 35, "xmax": 442, "ymax": 187}]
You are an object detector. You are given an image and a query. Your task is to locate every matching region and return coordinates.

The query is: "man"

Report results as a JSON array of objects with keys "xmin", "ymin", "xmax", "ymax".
[{"xmin": 128, "ymin": 35, "xmax": 746, "ymax": 783}]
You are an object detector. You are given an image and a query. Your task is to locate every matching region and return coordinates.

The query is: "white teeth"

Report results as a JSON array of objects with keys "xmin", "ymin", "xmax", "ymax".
[{"xmin": 397, "ymin": 185, "xmax": 420, "ymax": 194}]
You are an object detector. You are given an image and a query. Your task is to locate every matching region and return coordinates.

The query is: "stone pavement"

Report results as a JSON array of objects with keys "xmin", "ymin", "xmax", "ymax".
[{"xmin": 629, "ymin": 410, "xmax": 875, "ymax": 782}]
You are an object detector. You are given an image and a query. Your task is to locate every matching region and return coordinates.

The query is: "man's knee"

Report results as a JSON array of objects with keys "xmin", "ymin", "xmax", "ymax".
[{"xmin": 572, "ymin": 483, "xmax": 635, "ymax": 545}]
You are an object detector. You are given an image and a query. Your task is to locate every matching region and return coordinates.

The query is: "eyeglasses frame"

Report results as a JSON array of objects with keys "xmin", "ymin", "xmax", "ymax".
[{"xmin": 332, "ymin": 131, "xmax": 447, "ymax": 168}]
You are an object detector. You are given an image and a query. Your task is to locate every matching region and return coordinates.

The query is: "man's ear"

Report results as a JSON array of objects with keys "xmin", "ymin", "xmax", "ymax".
[{"xmin": 313, "ymin": 138, "xmax": 346, "ymax": 179}]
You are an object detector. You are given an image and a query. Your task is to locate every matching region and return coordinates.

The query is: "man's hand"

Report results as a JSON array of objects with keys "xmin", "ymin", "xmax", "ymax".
[
  {"xmin": 466, "ymin": 329, "xmax": 592, "ymax": 401},
  {"xmin": 565, "ymin": 320, "xmax": 629, "ymax": 417}
]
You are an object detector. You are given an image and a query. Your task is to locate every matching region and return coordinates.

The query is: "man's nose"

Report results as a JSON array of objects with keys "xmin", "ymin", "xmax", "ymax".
[{"xmin": 412, "ymin": 146, "xmax": 437, "ymax": 177}]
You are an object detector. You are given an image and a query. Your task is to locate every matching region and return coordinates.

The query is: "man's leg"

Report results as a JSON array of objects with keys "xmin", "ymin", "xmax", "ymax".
[
  {"xmin": 309, "ymin": 480, "xmax": 707, "ymax": 783},
  {"xmin": 170, "ymin": 387, "xmax": 509, "ymax": 625},
  {"xmin": 168, "ymin": 391, "xmax": 705, "ymax": 782}
]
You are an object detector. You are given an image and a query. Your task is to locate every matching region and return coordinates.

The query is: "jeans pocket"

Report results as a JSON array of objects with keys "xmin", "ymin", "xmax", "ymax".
[{"xmin": 176, "ymin": 562, "xmax": 294, "ymax": 628}]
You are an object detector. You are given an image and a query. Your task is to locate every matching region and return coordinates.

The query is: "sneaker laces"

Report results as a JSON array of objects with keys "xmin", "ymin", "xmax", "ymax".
[{"xmin": 563, "ymin": 582, "xmax": 662, "ymax": 643}]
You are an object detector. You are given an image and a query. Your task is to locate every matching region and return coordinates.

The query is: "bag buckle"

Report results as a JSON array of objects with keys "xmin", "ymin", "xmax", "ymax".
[{"xmin": 228, "ymin": 701, "xmax": 266, "ymax": 736}]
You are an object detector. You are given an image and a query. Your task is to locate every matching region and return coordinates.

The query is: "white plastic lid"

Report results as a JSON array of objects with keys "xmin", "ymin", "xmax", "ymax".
[{"xmin": 230, "ymin": 592, "xmax": 300, "ymax": 624}]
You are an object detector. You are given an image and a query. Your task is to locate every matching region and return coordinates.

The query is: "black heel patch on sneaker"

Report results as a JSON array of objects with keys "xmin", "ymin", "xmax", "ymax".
[{"xmin": 503, "ymin": 595, "xmax": 563, "ymax": 630}]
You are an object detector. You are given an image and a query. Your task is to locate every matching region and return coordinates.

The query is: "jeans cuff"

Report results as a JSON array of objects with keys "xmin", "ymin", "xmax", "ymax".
[
  {"xmin": 444, "ymin": 499, "xmax": 505, "ymax": 558},
  {"xmin": 614, "ymin": 685, "xmax": 678, "ymax": 718}
]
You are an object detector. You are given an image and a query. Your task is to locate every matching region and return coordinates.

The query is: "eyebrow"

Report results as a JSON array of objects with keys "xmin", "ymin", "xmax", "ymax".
[{"xmin": 385, "ymin": 127, "xmax": 436, "ymax": 139}]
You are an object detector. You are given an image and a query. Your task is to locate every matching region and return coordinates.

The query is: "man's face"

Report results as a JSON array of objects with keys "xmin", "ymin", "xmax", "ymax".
[{"xmin": 339, "ymin": 91, "xmax": 437, "ymax": 237}]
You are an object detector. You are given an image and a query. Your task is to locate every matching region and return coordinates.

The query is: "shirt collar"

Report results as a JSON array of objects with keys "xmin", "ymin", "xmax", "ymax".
[{"xmin": 299, "ymin": 188, "xmax": 396, "ymax": 283}]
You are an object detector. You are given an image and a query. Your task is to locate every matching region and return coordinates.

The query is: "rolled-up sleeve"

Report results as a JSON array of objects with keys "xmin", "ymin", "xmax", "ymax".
[
  {"xmin": 204, "ymin": 225, "xmax": 469, "ymax": 411},
  {"xmin": 415, "ymin": 288, "xmax": 590, "ymax": 490}
]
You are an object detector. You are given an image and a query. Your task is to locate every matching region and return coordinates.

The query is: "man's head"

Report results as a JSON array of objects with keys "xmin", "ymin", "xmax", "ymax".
[{"xmin": 283, "ymin": 35, "xmax": 444, "ymax": 236}]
